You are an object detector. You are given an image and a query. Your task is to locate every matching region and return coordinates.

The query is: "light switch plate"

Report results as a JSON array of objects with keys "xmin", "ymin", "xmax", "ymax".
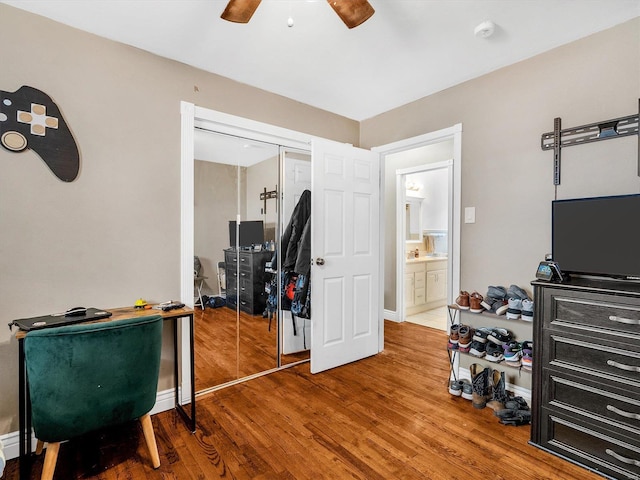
[{"xmin": 464, "ymin": 207, "xmax": 476, "ymax": 224}]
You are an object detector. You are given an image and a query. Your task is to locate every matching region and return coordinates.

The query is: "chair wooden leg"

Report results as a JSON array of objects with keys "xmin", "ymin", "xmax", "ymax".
[
  {"xmin": 41, "ymin": 442, "xmax": 60, "ymax": 480},
  {"xmin": 140, "ymin": 413, "xmax": 160, "ymax": 469},
  {"xmin": 35, "ymin": 439, "xmax": 45, "ymax": 455}
]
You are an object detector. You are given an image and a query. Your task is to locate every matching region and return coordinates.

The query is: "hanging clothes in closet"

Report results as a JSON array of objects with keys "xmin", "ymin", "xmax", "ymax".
[{"xmin": 265, "ymin": 190, "xmax": 311, "ymax": 338}]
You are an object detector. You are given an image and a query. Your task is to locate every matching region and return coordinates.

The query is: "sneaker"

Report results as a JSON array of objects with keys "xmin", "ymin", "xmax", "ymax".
[
  {"xmin": 487, "ymin": 285, "xmax": 508, "ymax": 300},
  {"xmin": 469, "ymin": 292, "xmax": 485, "ymax": 313},
  {"xmin": 482, "ymin": 297, "xmax": 509, "ymax": 315},
  {"xmin": 480, "ymin": 296, "xmax": 493, "ymax": 311},
  {"xmin": 493, "ymin": 300, "xmax": 509, "ymax": 316},
  {"xmin": 448, "ymin": 324, "xmax": 460, "ymax": 349},
  {"xmin": 521, "ymin": 299, "xmax": 534, "ymax": 322},
  {"xmin": 469, "ymin": 340, "xmax": 487, "ymax": 357},
  {"xmin": 521, "ymin": 341, "xmax": 533, "ymax": 370},
  {"xmin": 506, "ymin": 297, "xmax": 522, "ymax": 320},
  {"xmin": 458, "ymin": 325, "xmax": 474, "ymax": 352},
  {"xmin": 456, "ymin": 291, "xmax": 470, "ymax": 309},
  {"xmin": 485, "ymin": 343, "xmax": 504, "ymax": 362},
  {"xmin": 480, "ymin": 286, "xmax": 508, "ymax": 310},
  {"xmin": 487, "ymin": 327, "xmax": 512, "ymax": 346},
  {"xmin": 472, "ymin": 327, "xmax": 492, "ymax": 343},
  {"xmin": 449, "ymin": 379, "xmax": 464, "ymax": 396},
  {"xmin": 507, "ymin": 284, "xmax": 530, "ymax": 301},
  {"xmin": 503, "ymin": 341, "xmax": 522, "ymax": 367},
  {"xmin": 461, "ymin": 379, "xmax": 473, "ymax": 401}
]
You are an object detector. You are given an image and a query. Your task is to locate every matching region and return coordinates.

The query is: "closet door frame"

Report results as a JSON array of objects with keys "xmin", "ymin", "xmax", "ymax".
[{"xmin": 180, "ymin": 103, "xmax": 312, "ymax": 402}]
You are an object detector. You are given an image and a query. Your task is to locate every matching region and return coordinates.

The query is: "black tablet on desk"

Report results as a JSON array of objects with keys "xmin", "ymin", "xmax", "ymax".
[{"xmin": 9, "ymin": 308, "xmax": 112, "ymax": 331}]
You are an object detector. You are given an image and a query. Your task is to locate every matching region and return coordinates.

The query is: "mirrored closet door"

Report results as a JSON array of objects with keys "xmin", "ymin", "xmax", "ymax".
[
  {"xmin": 193, "ymin": 130, "xmax": 279, "ymax": 391},
  {"xmin": 193, "ymin": 131, "xmax": 310, "ymax": 393}
]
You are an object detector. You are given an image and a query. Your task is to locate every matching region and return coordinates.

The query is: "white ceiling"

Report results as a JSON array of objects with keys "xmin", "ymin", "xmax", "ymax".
[
  {"xmin": 3, "ymin": 0, "xmax": 639, "ymax": 121},
  {"xmin": 194, "ymin": 127, "xmax": 280, "ymax": 165}
]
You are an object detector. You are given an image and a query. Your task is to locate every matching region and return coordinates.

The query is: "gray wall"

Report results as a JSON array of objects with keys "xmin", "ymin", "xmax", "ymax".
[
  {"xmin": 364, "ymin": 17, "xmax": 640, "ymax": 314},
  {"xmin": 0, "ymin": 4, "xmax": 358, "ymax": 435}
]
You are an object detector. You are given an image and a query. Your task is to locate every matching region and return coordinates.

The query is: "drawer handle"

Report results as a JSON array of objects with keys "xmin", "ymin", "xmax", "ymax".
[
  {"xmin": 606, "ymin": 449, "xmax": 640, "ymax": 467},
  {"xmin": 607, "ymin": 404, "xmax": 640, "ymax": 421},
  {"xmin": 609, "ymin": 315, "xmax": 640, "ymax": 325},
  {"xmin": 607, "ymin": 359, "xmax": 640, "ymax": 373}
]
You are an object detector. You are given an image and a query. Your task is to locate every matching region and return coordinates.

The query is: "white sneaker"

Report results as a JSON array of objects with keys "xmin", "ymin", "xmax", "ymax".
[
  {"xmin": 521, "ymin": 299, "xmax": 534, "ymax": 321},
  {"xmin": 506, "ymin": 298, "xmax": 522, "ymax": 320}
]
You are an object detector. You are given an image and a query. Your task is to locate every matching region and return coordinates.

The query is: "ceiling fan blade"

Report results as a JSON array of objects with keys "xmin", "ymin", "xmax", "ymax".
[
  {"xmin": 220, "ymin": 0, "xmax": 262, "ymax": 23},
  {"xmin": 327, "ymin": 0, "xmax": 375, "ymax": 29}
]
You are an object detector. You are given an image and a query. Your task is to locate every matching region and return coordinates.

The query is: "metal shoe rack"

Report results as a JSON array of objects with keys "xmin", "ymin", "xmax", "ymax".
[{"xmin": 446, "ymin": 304, "xmax": 531, "ymax": 388}]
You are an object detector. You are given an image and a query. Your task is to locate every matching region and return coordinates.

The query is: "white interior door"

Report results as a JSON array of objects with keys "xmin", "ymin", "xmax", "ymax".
[{"xmin": 311, "ymin": 139, "xmax": 381, "ymax": 373}]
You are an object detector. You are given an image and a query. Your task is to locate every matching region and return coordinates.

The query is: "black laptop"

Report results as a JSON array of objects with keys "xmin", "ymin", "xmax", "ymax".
[{"xmin": 9, "ymin": 307, "xmax": 112, "ymax": 332}]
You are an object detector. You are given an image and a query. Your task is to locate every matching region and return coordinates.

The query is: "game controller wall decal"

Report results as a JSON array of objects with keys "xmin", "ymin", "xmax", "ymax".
[{"xmin": 0, "ymin": 86, "xmax": 80, "ymax": 182}]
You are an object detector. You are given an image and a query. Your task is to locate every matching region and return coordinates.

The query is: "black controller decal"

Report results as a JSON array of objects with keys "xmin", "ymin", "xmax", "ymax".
[{"xmin": 0, "ymin": 86, "xmax": 80, "ymax": 182}]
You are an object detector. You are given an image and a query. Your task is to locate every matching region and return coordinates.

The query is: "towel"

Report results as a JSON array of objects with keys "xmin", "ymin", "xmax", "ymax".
[{"xmin": 424, "ymin": 235, "xmax": 435, "ymax": 254}]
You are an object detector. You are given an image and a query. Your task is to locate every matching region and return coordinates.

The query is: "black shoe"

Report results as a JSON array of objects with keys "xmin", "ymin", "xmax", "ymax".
[
  {"xmin": 487, "ymin": 327, "xmax": 512, "ymax": 346},
  {"xmin": 497, "ymin": 409, "xmax": 531, "ymax": 426},
  {"xmin": 469, "ymin": 340, "xmax": 486, "ymax": 357},
  {"xmin": 485, "ymin": 343, "xmax": 504, "ymax": 362}
]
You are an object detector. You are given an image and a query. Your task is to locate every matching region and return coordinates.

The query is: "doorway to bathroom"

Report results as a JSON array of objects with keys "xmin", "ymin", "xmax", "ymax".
[{"xmin": 398, "ymin": 162, "xmax": 451, "ymax": 331}]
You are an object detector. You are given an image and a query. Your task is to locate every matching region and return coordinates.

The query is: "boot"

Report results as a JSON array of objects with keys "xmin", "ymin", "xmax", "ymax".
[
  {"xmin": 469, "ymin": 363, "xmax": 490, "ymax": 409},
  {"xmin": 487, "ymin": 370, "xmax": 509, "ymax": 412}
]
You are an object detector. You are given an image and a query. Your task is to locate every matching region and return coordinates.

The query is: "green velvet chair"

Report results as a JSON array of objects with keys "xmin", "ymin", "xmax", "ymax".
[{"xmin": 24, "ymin": 315, "xmax": 163, "ymax": 480}]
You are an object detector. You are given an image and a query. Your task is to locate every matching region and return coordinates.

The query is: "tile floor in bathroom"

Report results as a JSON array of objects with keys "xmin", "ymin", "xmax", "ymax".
[{"xmin": 405, "ymin": 305, "xmax": 448, "ymax": 331}]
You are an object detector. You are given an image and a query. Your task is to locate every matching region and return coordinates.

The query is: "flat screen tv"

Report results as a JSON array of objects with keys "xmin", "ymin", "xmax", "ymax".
[
  {"xmin": 552, "ymin": 193, "xmax": 640, "ymax": 280},
  {"xmin": 229, "ymin": 220, "xmax": 264, "ymax": 248}
]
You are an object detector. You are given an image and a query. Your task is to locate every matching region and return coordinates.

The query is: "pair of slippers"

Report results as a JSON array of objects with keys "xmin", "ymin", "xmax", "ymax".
[{"xmin": 496, "ymin": 396, "xmax": 531, "ymax": 426}]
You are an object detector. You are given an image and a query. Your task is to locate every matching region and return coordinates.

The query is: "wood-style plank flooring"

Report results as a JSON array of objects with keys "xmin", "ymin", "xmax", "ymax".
[
  {"xmin": 4, "ymin": 321, "xmax": 602, "ymax": 480},
  {"xmin": 194, "ymin": 306, "xmax": 309, "ymax": 391}
]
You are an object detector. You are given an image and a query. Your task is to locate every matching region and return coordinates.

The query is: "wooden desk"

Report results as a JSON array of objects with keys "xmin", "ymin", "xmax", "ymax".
[{"xmin": 15, "ymin": 305, "xmax": 195, "ymax": 480}]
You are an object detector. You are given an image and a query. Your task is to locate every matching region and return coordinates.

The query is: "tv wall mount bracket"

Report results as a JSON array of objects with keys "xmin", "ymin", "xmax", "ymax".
[
  {"xmin": 541, "ymin": 99, "xmax": 639, "ymax": 185},
  {"xmin": 260, "ymin": 186, "xmax": 277, "ymax": 214}
]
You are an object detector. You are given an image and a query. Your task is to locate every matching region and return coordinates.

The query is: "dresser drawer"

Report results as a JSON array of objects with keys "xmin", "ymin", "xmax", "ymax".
[
  {"xmin": 545, "ymin": 332, "xmax": 640, "ymax": 388},
  {"xmin": 546, "ymin": 291, "xmax": 640, "ymax": 339},
  {"xmin": 545, "ymin": 371, "xmax": 640, "ymax": 436},
  {"xmin": 225, "ymin": 250, "xmax": 238, "ymax": 265},
  {"xmin": 539, "ymin": 408, "xmax": 640, "ymax": 480}
]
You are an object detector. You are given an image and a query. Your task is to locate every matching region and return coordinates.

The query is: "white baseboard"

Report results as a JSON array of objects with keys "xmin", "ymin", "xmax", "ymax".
[
  {"xmin": 384, "ymin": 309, "xmax": 399, "ymax": 322},
  {"xmin": 1, "ymin": 388, "xmax": 176, "ymax": 461}
]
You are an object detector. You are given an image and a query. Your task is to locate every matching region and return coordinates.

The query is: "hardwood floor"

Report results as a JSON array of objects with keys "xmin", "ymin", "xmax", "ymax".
[
  {"xmin": 194, "ymin": 305, "xmax": 309, "ymax": 391},
  {"xmin": 5, "ymin": 321, "xmax": 602, "ymax": 480}
]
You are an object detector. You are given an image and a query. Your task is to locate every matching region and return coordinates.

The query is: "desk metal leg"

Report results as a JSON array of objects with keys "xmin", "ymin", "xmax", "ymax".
[
  {"xmin": 173, "ymin": 314, "xmax": 196, "ymax": 432},
  {"xmin": 18, "ymin": 339, "xmax": 32, "ymax": 480}
]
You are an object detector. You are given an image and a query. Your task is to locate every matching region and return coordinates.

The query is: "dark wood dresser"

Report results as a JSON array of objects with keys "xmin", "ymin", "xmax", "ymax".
[
  {"xmin": 531, "ymin": 278, "xmax": 640, "ymax": 480},
  {"xmin": 224, "ymin": 249, "xmax": 272, "ymax": 315}
]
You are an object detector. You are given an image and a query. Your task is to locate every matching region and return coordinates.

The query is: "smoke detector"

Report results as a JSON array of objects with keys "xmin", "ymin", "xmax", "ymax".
[{"xmin": 474, "ymin": 20, "xmax": 496, "ymax": 39}]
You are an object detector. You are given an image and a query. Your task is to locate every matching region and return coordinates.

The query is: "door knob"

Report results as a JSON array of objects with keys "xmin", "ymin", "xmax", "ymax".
[{"xmin": 316, "ymin": 258, "xmax": 325, "ymax": 266}]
